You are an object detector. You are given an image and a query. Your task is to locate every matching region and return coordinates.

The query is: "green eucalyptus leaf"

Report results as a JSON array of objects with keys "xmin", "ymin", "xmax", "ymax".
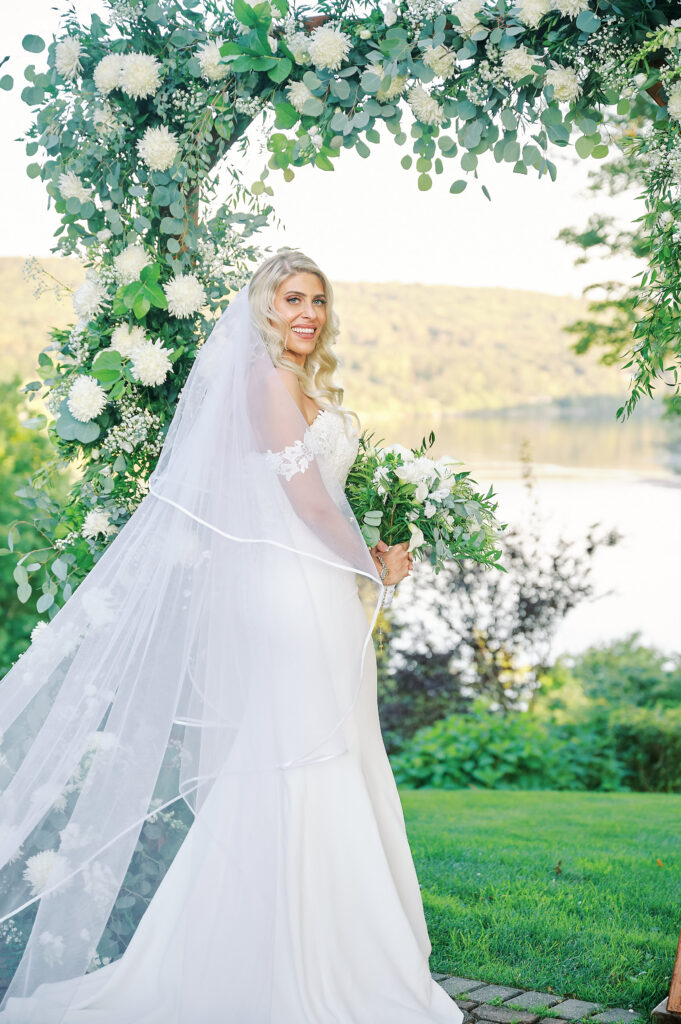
[{"xmin": 22, "ymin": 34, "xmax": 45, "ymax": 53}]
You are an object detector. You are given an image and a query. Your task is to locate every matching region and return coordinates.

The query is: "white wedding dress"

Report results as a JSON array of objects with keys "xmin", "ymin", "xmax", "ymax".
[{"xmin": 0, "ymin": 408, "xmax": 463, "ymax": 1024}]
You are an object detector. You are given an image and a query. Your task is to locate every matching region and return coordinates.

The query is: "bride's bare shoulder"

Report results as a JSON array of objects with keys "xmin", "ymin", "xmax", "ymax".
[{"xmin": 273, "ymin": 366, "xmax": 304, "ymax": 407}]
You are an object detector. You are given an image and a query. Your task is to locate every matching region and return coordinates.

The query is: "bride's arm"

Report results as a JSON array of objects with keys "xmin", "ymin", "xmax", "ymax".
[{"xmin": 255, "ymin": 371, "xmax": 378, "ymax": 574}]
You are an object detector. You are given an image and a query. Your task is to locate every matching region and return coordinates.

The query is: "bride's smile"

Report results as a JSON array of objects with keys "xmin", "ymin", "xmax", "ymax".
[{"xmin": 272, "ymin": 271, "xmax": 328, "ymax": 365}]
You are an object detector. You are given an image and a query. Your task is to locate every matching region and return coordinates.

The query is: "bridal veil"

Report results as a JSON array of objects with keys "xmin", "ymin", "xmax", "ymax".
[{"xmin": 0, "ymin": 286, "xmax": 383, "ymax": 1019}]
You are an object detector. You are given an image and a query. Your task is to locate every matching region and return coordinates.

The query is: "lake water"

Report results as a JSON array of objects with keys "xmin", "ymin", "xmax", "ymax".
[{"xmin": 372, "ymin": 407, "xmax": 681, "ymax": 658}]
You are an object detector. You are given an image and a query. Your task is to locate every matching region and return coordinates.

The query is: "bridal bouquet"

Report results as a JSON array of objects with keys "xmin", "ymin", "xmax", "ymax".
[{"xmin": 345, "ymin": 429, "xmax": 505, "ymax": 603}]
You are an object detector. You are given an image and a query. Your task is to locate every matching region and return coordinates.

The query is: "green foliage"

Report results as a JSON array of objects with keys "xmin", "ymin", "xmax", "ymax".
[
  {"xmin": 0, "ymin": 378, "xmax": 66, "ymax": 674},
  {"xmin": 391, "ymin": 707, "xmax": 623, "ymax": 790},
  {"xmin": 559, "ymin": 635, "xmax": 681, "ymax": 709}
]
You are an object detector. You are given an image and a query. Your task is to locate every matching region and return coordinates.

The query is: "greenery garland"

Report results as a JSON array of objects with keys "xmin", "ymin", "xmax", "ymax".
[{"xmin": 2, "ymin": 0, "xmax": 679, "ymax": 624}]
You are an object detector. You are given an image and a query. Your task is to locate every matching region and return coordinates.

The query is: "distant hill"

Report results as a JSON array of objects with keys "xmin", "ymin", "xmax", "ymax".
[{"xmin": 0, "ymin": 257, "xmax": 628, "ymax": 416}]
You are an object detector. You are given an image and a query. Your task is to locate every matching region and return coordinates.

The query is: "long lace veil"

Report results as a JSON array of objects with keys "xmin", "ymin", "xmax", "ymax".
[{"xmin": 0, "ymin": 286, "xmax": 383, "ymax": 1019}]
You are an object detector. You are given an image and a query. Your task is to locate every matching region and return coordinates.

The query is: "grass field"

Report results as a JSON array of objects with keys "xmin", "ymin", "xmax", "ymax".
[{"xmin": 401, "ymin": 789, "xmax": 680, "ymax": 1016}]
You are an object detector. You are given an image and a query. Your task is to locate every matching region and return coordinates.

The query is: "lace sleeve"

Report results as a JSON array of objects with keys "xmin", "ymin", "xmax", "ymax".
[{"xmin": 263, "ymin": 438, "xmax": 314, "ymax": 481}]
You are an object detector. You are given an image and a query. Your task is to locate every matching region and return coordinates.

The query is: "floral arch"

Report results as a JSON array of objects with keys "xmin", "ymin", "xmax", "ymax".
[{"xmin": 3, "ymin": 0, "xmax": 680, "ymax": 613}]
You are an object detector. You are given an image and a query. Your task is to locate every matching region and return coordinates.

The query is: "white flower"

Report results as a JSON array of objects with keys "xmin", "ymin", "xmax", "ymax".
[
  {"xmin": 67, "ymin": 376, "xmax": 107, "ymax": 422},
  {"xmin": 81, "ymin": 586, "xmax": 118, "ymax": 627},
  {"xmin": 553, "ymin": 0, "xmax": 589, "ymax": 15},
  {"xmin": 407, "ymin": 84, "xmax": 444, "ymax": 125},
  {"xmin": 385, "ymin": 443, "xmax": 414, "ymax": 460},
  {"xmin": 30, "ymin": 621, "xmax": 49, "ymax": 643},
  {"xmin": 668, "ymin": 83, "xmax": 681, "ymax": 122},
  {"xmin": 308, "ymin": 25, "xmax": 352, "ymax": 71},
  {"xmin": 83, "ymin": 860, "xmax": 118, "ymax": 908},
  {"xmin": 383, "ymin": 1, "xmax": 398, "ymax": 26},
  {"xmin": 58, "ymin": 170, "xmax": 91, "ymax": 203},
  {"xmin": 88, "ymin": 730, "xmax": 118, "ymax": 752},
  {"xmin": 110, "ymin": 323, "xmax": 147, "ymax": 357},
  {"xmin": 286, "ymin": 31, "xmax": 311, "ymax": 65},
  {"xmin": 137, "ymin": 125, "xmax": 179, "ymax": 171},
  {"xmin": 501, "ymin": 44, "xmax": 538, "ymax": 83},
  {"xmin": 407, "ymin": 524, "xmax": 426, "ymax": 552},
  {"xmin": 309, "ymin": 130, "xmax": 324, "ymax": 150},
  {"xmin": 451, "ymin": 0, "xmax": 483, "ymax": 34},
  {"xmin": 197, "ymin": 37, "xmax": 230, "ymax": 82},
  {"xmin": 163, "ymin": 273, "xmax": 207, "ymax": 317},
  {"xmin": 287, "ymin": 80, "xmax": 314, "ymax": 113},
  {"xmin": 415, "ymin": 481, "xmax": 429, "ymax": 502},
  {"xmin": 119, "ymin": 52, "xmax": 161, "ymax": 99},
  {"xmin": 517, "ymin": 0, "xmax": 551, "ymax": 28},
  {"xmin": 422, "ymin": 43, "xmax": 457, "ymax": 77},
  {"xmin": 23, "ymin": 850, "xmax": 70, "ymax": 897},
  {"xmin": 359, "ymin": 27, "xmax": 372, "ymax": 39},
  {"xmin": 424, "ymin": 500, "xmax": 437, "ymax": 518},
  {"xmin": 93, "ymin": 53, "xmax": 124, "ymax": 94},
  {"xmin": 73, "ymin": 270, "xmax": 107, "ymax": 321},
  {"xmin": 55, "ymin": 37, "xmax": 82, "ymax": 81},
  {"xmin": 39, "ymin": 931, "xmax": 65, "ymax": 966},
  {"xmin": 113, "ymin": 244, "xmax": 151, "ymax": 284},
  {"xmin": 367, "ymin": 63, "xmax": 408, "ymax": 102},
  {"xmin": 130, "ymin": 339, "xmax": 173, "ymax": 386},
  {"xmin": 545, "ymin": 63, "xmax": 582, "ymax": 103},
  {"xmin": 97, "ymin": 228, "xmax": 112, "ymax": 242},
  {"xmin": 81, "ymin": 509, "xmax": 114, "ymax": 539},
  {"xmin": 93, "ymin": 104, "xmax": 118, "ymax": 136}
]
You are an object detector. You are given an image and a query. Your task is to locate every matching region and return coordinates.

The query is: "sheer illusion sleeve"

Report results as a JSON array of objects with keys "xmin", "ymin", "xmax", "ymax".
[{"xmin": 253, "ymin": 371, "xmax": 376, "ymax": 572}]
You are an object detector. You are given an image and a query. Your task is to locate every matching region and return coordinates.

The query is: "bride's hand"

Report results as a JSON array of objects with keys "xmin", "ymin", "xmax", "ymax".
[{"xmin": 369, "ymin": 540, "xmax": 413, "ymax": 585}]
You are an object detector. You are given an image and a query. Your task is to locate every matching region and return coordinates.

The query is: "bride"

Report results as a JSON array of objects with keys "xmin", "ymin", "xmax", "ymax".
[{"xmin": 0, "ymin": 250, "xmax": 463, "ymax": 1023}]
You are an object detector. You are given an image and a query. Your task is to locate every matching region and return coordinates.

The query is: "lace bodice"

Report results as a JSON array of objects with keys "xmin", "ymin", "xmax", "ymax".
[{"xmin": 264, "ymin": 408, "xmax": 359, "ymax": 491}]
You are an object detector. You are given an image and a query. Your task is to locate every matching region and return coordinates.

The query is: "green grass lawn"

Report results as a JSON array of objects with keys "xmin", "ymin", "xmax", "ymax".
[{"xmin": 400, "ymin": 789, "xmax": 680, "ymax": 1016}]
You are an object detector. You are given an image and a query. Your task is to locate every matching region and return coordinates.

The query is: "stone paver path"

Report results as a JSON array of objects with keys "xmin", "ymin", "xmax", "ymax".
[{"xmin": 432, "ymin": 973, "xmax": 644, "ymax": 1024}]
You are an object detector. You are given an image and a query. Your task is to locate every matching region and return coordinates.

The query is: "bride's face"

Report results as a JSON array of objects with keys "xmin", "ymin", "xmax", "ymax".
[{"xmin": 273, "ymin": 272, "xmax": 327, "ymax": 361}]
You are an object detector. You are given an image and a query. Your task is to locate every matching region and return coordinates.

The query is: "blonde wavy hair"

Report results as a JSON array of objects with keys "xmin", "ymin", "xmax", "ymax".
[{"xmin": 248, "ymin": 249, "xmax": 360, "ymax": 435}]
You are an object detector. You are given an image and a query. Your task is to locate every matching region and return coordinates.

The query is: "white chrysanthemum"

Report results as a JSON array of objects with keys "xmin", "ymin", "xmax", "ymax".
[
  {"xmin": 73, "ymin": 271, "xmax": 107, "ymax": 321},
  {"xmin": 55, "ymin": 37, "xmax": 82, "ymax": 81},
  {"xmin": 367, "ymin": 63, "xmax": 408, "ymax": 102},
  {"xmin": 553, "ymin": 0, "xmax": 589, "ymax": 15},
  {"xmin": 110, "ymin": 323, "xmax": 147, "ymax": 357},
  {"xmin": 119, "ymin": 52, "xmax": 161, "ymax": 99},
  {"xmin": 408, "ymin": 84, "xmax": 444, "ymax": 125},
  {"xmin": 81, "ymin": 586, "xmax": 118, "ymax": 627},
  {"xmin": 286, "ymin": 31, "xmax": 311, "ymax": 65},
  {"xmin": 30, "ymin": 621, "xmax": 49, "ymax": 643},
  {"xmin": 163, "ymin": 273, "xmax": 207, "ymax": 318},
  {"xmin": 81, "ymin": 509, "xmax": 113, "ymax": 539},
  {"xmin": 23, "ymin": 850, "xmax": 70, "ymax": 897},
  {"xmin": 136, "ymin": 125, "xmax": 179, "ymax": 171},
  {"xmin": 451, "ymin": 0, "xmax": 483, "ymax": 34},
  {"xmin": 93, "ymin": 53, "xmax": 124, "ymax": 94},
  {"xmin": 58, "ymin": 170, "xmax": 91, "ymax": 203},
  {"xmin": 197, "ymin": 37, "xmax": 230, "ymax": 82},
  {"xmin": 287, "ymin": 80, "xmax": 314, "ymax": 113},
  {"xmin": 517, "ymin": 0, "xmax": 551, "ymax": 28},
  {"xmin": 545, "ymin": 63, "xmax": 582, "ymax": 103},
  {"xmin": 39, "ymin": 932, "xmax": 66, "ymax": 966},
  {"xmin": 308, "ymin": 25, "xmax": 352, "ymax": 71},
  {"xmin": 130, "ymin": 339, "xmax": 173, "ymax": 387},
  {"xmin": 668, "ymin": 82, "xmax": 681, "ymax": 122},
  {"xmin": 113, "ymin": 244, "xmax": 151, "ymax": 284},
  {"xmin": 68, "ymin": 375, "xmax": 107, "ymax": 422},
  {"xmin": 93, "ymin": 103, "xmax": 118, "ymax": 136},
  {"xmin": 501, "ymin": 44, "xmax": 538, "ymax": 82},
  {"xmin": 422, "ymin": 43, "xmax": 457, "ymax": 77}
]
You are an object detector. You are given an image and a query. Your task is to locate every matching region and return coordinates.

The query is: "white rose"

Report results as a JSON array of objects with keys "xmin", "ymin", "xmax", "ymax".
[
  {"xmin": 545, "ymin": 63, "xmax": 582, "ymax": 103},
  {"xmin": 286, "ymin": 31, "xmax": 311, "ymax": 65},
  {"xmin": 383, "ymin": 2, "xmax": 398, "ymax": 26},
  {"xmin": 407, "ymin": 524, "xmax": 426, "ymax": 552}
]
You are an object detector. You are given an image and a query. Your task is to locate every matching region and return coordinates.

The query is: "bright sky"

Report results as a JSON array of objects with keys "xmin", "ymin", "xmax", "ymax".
[{"xmin": 1, "ymin": 0, "xmax": 643, "ymax": 296}]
